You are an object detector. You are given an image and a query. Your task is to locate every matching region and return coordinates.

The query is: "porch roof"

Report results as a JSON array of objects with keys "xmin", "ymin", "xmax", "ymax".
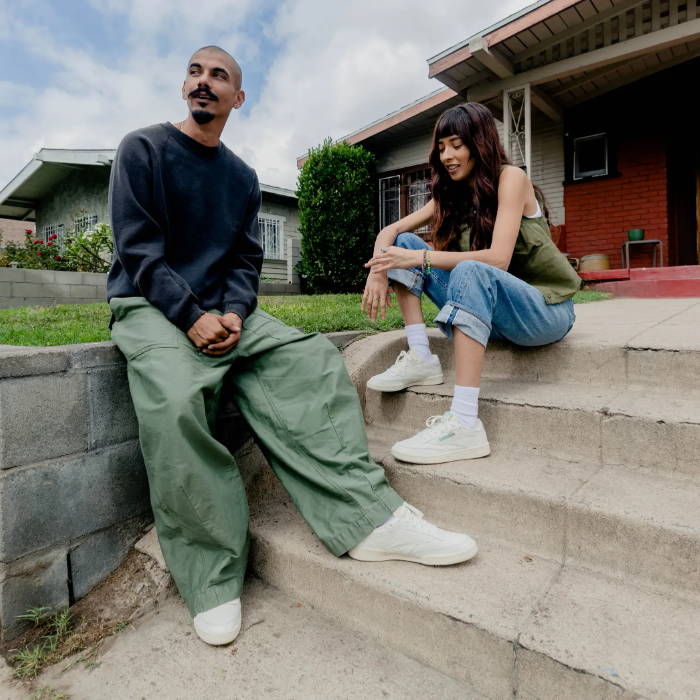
[
  {"xmin": 0, "ymin": 149, "xmax": 295, "ymax": 221},
  {"xmin": 428, "ymin": 0, "xmax": 700, "ymax": 119}
]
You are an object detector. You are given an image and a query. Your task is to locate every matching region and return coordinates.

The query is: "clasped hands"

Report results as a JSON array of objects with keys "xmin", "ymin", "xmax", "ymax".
[{"xmin": 187, "ymin": 312, "xmax": 243, "ymax": 356}]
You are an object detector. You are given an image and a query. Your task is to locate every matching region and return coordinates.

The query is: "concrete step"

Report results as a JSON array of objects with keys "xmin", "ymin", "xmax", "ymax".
[
  {"xmin": 249, "ymin": 501, "xmax": 700, "ymax": 700},
  {"xmin": 367, "ymin": 427, "xmax": 700, "ymax": 598},
  {"xmin": 363, "ymin": 377, "xmax": 700, "ymax": 478},
  {"xmin": 343, "ymin": 298, "xmax": 700, "ymax": 395},
  {"xmin": 33, "ymin": 578, "xmax": 471, "ymax": 700}
]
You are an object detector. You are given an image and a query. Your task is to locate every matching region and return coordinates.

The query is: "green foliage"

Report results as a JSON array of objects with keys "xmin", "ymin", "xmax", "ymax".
[
  {"xmin": 62, "ymin": 223, "xmax": 114, "ymax": 273},
  {"xmin": 297, "ymin": 139, "xmax": 376, "ymax": 293},
  {"xmin": 0, "ymin": 223, "xmax": 114, "ymax": 273},
  {"xmin": 2, "ymin": 231, "xmax": 70, "ymax": 270},
  {"xmin": 12, "ymin": 607, "xmax": 75, "ymax": 679}
]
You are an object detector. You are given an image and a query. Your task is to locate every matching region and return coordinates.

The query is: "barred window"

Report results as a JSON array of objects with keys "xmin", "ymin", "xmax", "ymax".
[
  {"xmin": 43, "ymin": 223, "xmax": 65, "ymax": 243},
  {"xmin": 74, "ymin": 214, "xmax": 98, "ymax": 233},
  {"xmin": 258, "ymin": 213, "xmax": 285, "ymax": 259}
]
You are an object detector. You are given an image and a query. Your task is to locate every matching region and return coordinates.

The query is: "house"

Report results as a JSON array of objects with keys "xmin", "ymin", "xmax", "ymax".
[
  {"xmin": 302, "ymin": 0, "xmax": 699, "ymax": 271},
  {"xmin": 0, "ymin": 219, "xmax": 34, "ymax": 245},
  {"xmin": 0, "ymin": 148, "xmax": 301, "ymax": 285}
]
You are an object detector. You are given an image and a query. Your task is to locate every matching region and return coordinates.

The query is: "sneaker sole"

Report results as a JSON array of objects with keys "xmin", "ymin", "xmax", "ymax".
[
  {"xmin": 348, "ymin": 541, "xmax": 478, "ymax": 566},
  {"xmin": 366, "ymin": 374, "xmax": 444, "ymax": 392},
  {"xmin": 194, "ymin": 621, "xmax": 241, "ymax": 646},
  {"xmin": 391, "ymin": 443, "xmax": 491, "ymax": 464}
]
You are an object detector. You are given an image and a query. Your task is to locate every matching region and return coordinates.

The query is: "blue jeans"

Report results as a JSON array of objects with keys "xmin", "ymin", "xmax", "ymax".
[{"xmin": 387, "ymin": 233, "xmax": 575, "ymax": 348}]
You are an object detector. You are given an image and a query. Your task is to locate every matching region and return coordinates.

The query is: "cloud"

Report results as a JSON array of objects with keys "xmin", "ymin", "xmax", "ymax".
[{"xmin": 1, "ymin": 0, "xmax": 535, "ymax": 192}]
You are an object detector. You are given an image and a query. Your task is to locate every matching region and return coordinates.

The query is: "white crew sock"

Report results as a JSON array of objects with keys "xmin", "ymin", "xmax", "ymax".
[
  {"xmin": 404, "ymin": 323, "xmax": 431, "ymax": 361},
  {"xmin": 451, "ymin": 385, "xmax": 480, "ymax": 429}
]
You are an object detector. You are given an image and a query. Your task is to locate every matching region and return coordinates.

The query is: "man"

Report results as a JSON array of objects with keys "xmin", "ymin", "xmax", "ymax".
[{"xmin": 107, "ymin": 45, "xmax": 477, "ymax": 646}]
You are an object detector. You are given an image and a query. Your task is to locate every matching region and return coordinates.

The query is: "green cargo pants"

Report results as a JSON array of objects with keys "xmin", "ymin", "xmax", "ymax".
[{"xmin": 109, "ymin": 297, "xmax": 402, "ymax": 615}]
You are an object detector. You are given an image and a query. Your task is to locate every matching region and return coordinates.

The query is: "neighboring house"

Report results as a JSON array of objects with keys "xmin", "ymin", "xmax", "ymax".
[
  {"xmin": 0, "ymin": 219, "xmax": 34, "ymax": 245},
  {"xmin": 301, "ymin": 0, "xmax": 699, "ymax": 269},
  {"xmin": 0, "ymin": 149, "xmax": 301, "ymax": 283}
]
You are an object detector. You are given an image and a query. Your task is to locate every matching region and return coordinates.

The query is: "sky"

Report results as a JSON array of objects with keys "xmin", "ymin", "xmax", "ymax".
[{"xmin": 0, "ymin": 0, "xmax": 535, "ymax": 191}]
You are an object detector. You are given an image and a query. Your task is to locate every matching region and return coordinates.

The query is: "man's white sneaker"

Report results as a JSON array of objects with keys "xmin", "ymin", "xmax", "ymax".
[
  {"xmin": 348, "ymin": 503, "xmax": 478, "ymax": 565},
  {"xmin": 193, "ymin": 598, "xmax": 241, "ymax": 646},
  {"xmin": 391, "ymin": 412, "xmax": 490, "ymax": 464},
  {"xmin": 366, "ymin": 349, "xmax": 443, "ymax": 392}
]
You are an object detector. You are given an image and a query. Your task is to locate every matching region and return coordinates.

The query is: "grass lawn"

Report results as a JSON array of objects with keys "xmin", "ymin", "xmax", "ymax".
[{"xmin": 0, "ymin": 290, "xmax": 609, "ymax": 347}]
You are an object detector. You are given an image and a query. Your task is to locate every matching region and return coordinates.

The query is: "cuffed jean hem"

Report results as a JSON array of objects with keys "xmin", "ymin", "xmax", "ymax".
[
  {"xmin": 324, "ymin": 489, "xmax": 404, "ymax": 557},
  {"xmin": 187, "ymin": 577, "xmax": 245, "ymax": 616},
  {"xmin": 434, "ymin": 301, "xmax": 491, "ymax": 346},
  {"xmin": 388, "ymin": 268, "xmax": 423, "ymax": 297}
]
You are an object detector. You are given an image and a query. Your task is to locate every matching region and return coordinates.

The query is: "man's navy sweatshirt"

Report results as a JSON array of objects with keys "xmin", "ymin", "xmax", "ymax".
[{"xmin": 106, "ymin": 122, "xmax": 263, "ymax": 332}]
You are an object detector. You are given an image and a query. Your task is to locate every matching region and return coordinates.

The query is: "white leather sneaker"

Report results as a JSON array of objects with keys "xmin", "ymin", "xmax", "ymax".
[
  {"xmin": 348, "ymin": 503, "xmax": 478, "ymax": 565},
  {"xmin": 193, "ymin": 598, "xmax": 241, "ymax": 646},
  {"xmin": 366, "ymin": 349, "xmax": 443, "ymax": 392},
  {"xmin": 391, "ymin": 412, "xmax": 490, "ymax": 464}
]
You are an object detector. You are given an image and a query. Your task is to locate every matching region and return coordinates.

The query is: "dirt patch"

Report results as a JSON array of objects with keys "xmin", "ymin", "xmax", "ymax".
[{"xmin": 2, "ymin": 548, "xmax": 173, "ymax": 689}]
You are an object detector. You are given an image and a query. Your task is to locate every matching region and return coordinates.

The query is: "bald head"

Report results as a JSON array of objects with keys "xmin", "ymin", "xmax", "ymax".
[{"xmin": 188, "ymin": 45, "xmax": 242, "ymax": 89}]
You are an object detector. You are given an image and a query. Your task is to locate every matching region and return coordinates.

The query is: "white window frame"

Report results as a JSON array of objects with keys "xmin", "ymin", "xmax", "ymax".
[
  {"xmin": 42, "ymin": 223, "xmax": 65, "ymax": 243},
  {"xmin": 573, "ymin": 133, "xmax": 608, "ymax": 180},
  {"xmin": 258, "ymin": 212, "xmax": 286, "ymax": 260}
]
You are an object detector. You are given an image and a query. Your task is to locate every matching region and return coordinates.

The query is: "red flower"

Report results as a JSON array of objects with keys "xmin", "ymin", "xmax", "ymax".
[
  {"xmin": 37, "ymin": 251, "xmax": 44, "ymax": 256},
  {"xmin": 54, "ymin": 255, "xmax": 62, "ymax": 261},
  {"xmin": 48, "ymin": 234, "xmax": 58, "ymax": 241},
  {"xmin": 25, "ymin": 228, "xmax": 33, "ymax": 234},
  {"xmin": 47, "ymin": 241, "xmax": 54, "ymax": 246},
  {"xmin": 33, "ymin": 239, "xmax": 42, "ymax": 244}
]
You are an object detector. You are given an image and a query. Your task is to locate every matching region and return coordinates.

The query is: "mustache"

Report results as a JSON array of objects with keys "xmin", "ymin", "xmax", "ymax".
[{"xmin": 188, "ymin": 87, "xmax": 218, "ymax": 101}]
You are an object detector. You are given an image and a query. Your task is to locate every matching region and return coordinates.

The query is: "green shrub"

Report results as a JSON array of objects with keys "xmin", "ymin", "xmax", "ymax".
[
  {"xmin": 62, "ymin": 223, "xmax": 114, "ymax": 273},
  {"xmin": 2, "ymin": 231, "xmax": 70, "ymax": 270},
  {"xmin": 297, "ymin": 139, "xmax": 376, "ymax": 293}
]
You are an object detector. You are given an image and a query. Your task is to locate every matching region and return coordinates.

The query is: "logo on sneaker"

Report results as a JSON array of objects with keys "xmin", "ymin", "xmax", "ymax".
[{"xmin": 438, "ymin": 432, "xmax": 455, "ymax": 441}]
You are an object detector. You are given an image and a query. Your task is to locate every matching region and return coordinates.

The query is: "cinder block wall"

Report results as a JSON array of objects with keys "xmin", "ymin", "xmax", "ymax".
[
  {"xmin": 0, "ymin": 343, "xmax": 151, "ymax": 640},
  {"xmin": 0, "ymin": 268, "xmax": 298, "ymax": 308},
  {"xmin": 0, "ymin": 268, "xmax": 107, "ymax": 309}
]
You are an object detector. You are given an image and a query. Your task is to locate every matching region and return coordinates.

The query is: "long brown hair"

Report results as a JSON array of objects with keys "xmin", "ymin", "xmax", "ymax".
[{"xmin": 429, "ymin": 103, "xmax": 510, "ymax": 251}]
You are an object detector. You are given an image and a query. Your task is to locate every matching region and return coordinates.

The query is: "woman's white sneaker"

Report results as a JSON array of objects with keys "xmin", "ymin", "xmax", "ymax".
[
  {"xmin": 348, "ymin": 503, "xmax": 478, "ymax": 565},
  {"xmin": 366, "ymin": 349, "xmax": 443, "ymax": 392},
  {"xmin": 391, "ymin": 412, "xmax": 490, "ymax": 464},
  {"xmin": 193, "ymin": 598, "xmax": 241, "ymax": 646}
]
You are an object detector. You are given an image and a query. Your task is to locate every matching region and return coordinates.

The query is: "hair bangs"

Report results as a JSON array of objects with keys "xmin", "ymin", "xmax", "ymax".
[{"xmin": 433, "ymin": 107, "xmax": 469, "ymax": 141}]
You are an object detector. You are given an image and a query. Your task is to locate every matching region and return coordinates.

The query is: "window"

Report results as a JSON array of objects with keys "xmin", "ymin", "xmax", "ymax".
[
  {"xmin": 406, "ymin": 168, "xmax": 431, "ymax": 235},
  {"xmin": 379, "ymin": 176, "xmax": 400, "ymax": 230},
  {"xmin": 74, "ymin": 214, "xmax": 98, "ymax": 233},
  {"xmin": 378, "ymin": 167, "xmax": 432, "ymax": 237},
  {"xmin": 258, "ymin": 213, "xmax": 285, "ymax": 259},
  {"xmin": 42, "ymin": 224, "xmax": 64, "ymax": 243},
  {"xmin": 573, "ymin": 133, "xmax": 608, "ymax": 180}
]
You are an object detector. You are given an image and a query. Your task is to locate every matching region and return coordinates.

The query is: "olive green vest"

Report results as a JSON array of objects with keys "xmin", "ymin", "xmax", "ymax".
[{"xmin": 459, "ymin": 215, "xmax": 581, "ymax": 304}]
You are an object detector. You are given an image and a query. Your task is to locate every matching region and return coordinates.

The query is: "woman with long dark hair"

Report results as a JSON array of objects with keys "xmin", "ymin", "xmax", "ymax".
[{"xmin": 362, "ymin": 103, "xmax": 580, "ymax": 464}]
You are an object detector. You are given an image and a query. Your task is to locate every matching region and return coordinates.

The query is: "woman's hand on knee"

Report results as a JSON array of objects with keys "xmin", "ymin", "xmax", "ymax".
[
  {"xmin": 361, "ymin": 272, "xmax": 393, "ymax": 321},
  {"xmin": 365, "ymin": 246, "xmax": 422, "ymax": 274}
]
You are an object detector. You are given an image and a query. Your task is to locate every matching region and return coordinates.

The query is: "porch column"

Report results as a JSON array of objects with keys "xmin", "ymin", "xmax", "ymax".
[{"xmin": 502, "ymin": 84, "xmax": 532, "ymax": 174}]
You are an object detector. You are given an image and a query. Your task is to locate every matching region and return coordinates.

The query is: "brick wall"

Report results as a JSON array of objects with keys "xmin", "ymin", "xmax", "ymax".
[{"xmin": 564, "ymin": 136, "xmax": 667, "ymax": 269}]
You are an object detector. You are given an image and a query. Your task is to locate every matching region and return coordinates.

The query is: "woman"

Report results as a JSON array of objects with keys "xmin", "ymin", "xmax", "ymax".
[{"xmin": 362, "ymin": 103, "xmax": 580, "ymax": 465}]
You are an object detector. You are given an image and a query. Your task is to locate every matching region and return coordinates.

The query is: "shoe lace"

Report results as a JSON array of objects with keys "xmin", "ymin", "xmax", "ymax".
[
  {"xmin": 397, "ymin": 503, "xmax": 442, "ymax": 535},
  {"xmin": 386, "ymin": 350, "xmax": 413, "ymax": 376},
  {"xmin": 422, "ymin": 413, "xmax": 458, "ymax": 438}
]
